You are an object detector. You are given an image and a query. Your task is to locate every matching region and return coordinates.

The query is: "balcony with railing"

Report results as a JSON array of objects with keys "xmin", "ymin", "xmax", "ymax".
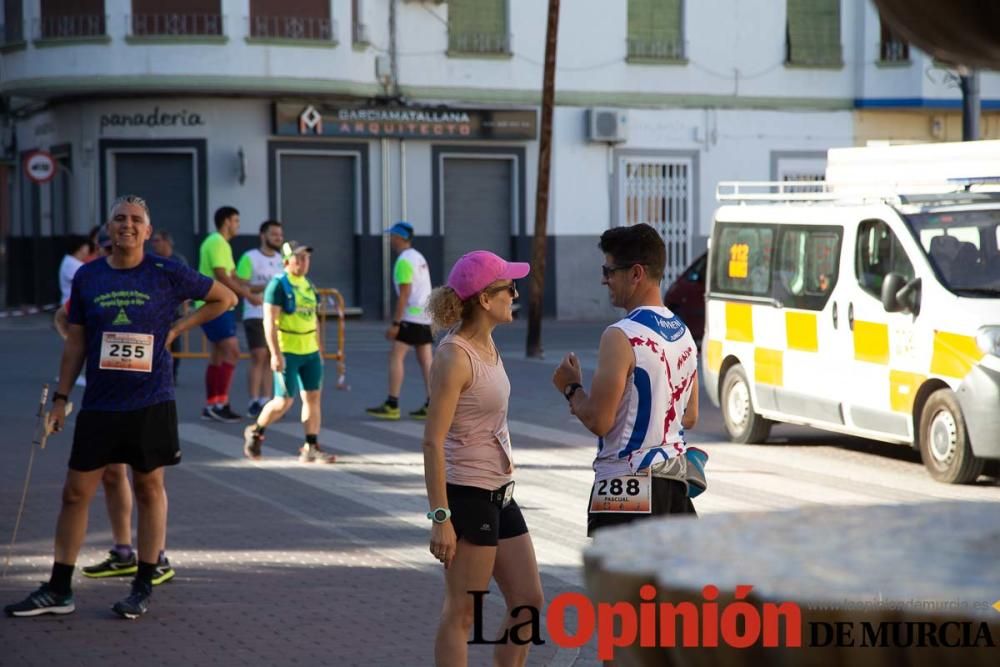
[
  {"xmin": 126, "ymin": 13, "xmax": 225, "ymax": 42},
  {"xmin": 626, "ymin": 37, "xmax": 686, "ymax": 63},
  {"xmin": 447, "ymin": 30, "xmax": 510, "ymax": 56},
  {"xmin": 34, "ymin": 14, "xmax": 108, "ymax": 44},
  {"xmin": 247, "ymin": 15, "xmax": 337, "ymax": 45}
]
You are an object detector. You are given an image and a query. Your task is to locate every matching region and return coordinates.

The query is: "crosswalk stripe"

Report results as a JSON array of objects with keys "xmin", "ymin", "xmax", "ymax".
[{"xmin": 178, "ymin": 422, "xmax": 586, "ymax": 585}]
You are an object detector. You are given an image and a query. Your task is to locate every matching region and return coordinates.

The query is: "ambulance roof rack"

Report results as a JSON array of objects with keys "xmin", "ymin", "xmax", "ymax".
[
  {"xmin": 716, "ymin": 181, "xmax": 838, "ymax": 203},
  {"xmin": 715, "ymin": 180, "xmax": 995, "ymax": 206}
]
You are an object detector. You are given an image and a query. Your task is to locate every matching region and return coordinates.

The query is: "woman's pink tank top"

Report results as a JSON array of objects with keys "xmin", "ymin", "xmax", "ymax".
[{"xmin": 441, "ymin": 333, "xmax": 514, "ymax": 490}]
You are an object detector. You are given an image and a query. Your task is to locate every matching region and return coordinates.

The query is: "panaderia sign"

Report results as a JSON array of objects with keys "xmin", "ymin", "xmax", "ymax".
[{"xmin": 274, "ymin": 103, "xmax": 537, "ymax": 141}]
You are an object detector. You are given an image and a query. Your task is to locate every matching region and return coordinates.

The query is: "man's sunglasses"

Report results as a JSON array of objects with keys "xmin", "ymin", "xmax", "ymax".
[{"xmin": 601, "ymin": 264, "xmax": 634, "ymax": 279}]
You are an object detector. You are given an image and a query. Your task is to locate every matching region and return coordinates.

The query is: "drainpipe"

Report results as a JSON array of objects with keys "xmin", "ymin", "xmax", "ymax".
[
  {"xmin": 388, "ymin": 0, "xmax": 400, "ymax": 97},
  {"xmin": 382, "ymin": 138, "xmax": 391, "ymax": 320}
]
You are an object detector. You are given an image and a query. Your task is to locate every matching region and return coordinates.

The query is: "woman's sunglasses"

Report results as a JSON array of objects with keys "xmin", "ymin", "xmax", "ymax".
[{"xmin": 486, "ymin": 282, "xmax": 518, "ymax": 297}]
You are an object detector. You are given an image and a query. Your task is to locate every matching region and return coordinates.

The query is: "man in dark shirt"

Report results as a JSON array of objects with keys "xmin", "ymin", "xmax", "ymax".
[{"xmin": 4, "ymin": 195, "xmax": 236, "ymax": 620}]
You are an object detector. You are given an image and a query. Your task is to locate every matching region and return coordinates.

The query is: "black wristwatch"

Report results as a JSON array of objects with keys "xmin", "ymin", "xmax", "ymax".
[
  {"xmin": 52, "ymin": 392, "xmax": 69, "ymax": 404},
  {"xmin": 563, "ymin": 382, "xmax": 583, "ymax": 402},
  {"xmin": 391, "ymin": 321, "xmax": 401, "ymax": 326}
]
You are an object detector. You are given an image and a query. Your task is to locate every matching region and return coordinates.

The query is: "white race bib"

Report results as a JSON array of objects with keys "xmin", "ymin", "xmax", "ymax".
[
  {"xmin": 99, "ymin": 332, "xmax": 154, "ymax": 373},
  {"xmin": 589, "ymin": 469, "xmax": 652, "ymax": 514}
]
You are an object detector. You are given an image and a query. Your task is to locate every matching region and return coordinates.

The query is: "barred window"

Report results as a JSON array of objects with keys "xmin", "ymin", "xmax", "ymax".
[
  {"xmin": 627, "ymin": 0, "xmax": 684, "ymax": 61},
  {"xmin": 448, "ymin": 0, "xmax": 508, "ymax": 55},
  {"xmin": 786, "ymin": 0, "xmax": 841, "ymax": 67}
]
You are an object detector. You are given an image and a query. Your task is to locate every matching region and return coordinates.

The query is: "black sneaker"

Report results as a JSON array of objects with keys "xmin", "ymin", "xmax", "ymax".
[
  {"xmin": 247, "ymin": 400, "xmax": 264, "ymax": 419},
  {"xmin": 151, "ymin": 558, "xmax": 175, "ymax": 586},
  {"xmin": 243, "ymin": 424, "xmax": 263, "ymax": 460},
  {"xmin": 214, "ymin": 404, "xmax": 242, "ymax": 423},
  {"xmin": 4, "ymin": 583, "xmax": 75, "ymax": 617},
  {"xmin": 408, "ymin": 405, "xmax": 429, "ymax": 420},
  {"xmin": 201, "ymin": 406, "xmax": 224, "ymax": 422},
  {"xmin": 112, "ymin": 580, "xmax": 152, "ymax": 619},
  {"xmin": 82, "ymin": 549, "xmax": 138, "ymax": 578}
]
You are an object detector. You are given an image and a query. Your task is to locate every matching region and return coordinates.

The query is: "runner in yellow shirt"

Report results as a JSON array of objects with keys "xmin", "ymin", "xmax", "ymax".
[{"xmin": 242, "ymin": 241, "xmax": 335, "ymax": 463}]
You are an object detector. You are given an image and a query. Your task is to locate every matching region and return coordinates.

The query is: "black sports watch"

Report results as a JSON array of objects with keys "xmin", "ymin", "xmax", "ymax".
[
  {"xmin": 563, "ymin": 382, "xmax": 583, "ymax": 402},
  {"xmin": 426, "ymin": 507, "xmax": 451, "ymax": 523},
  {"xmin": 52, "ymin": 392, "xmax": 70, "ymax": 404}
]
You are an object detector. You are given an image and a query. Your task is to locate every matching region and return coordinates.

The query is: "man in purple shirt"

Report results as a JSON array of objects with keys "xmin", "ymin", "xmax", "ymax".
[{"xmin": 4, "ymin": 195, "xmax": 236, "ymax": 620}]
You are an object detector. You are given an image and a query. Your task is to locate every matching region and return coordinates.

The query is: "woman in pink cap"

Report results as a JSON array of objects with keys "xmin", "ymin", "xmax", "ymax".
[{"xmin": 421, "ymin": 250, "xmax": 544, "ymax": 666}]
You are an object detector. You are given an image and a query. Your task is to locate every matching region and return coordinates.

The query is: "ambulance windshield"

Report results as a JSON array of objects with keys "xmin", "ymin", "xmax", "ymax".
[{"xmin": 905, "ymin": 209, "xmax": 1000, "ymax": 297}]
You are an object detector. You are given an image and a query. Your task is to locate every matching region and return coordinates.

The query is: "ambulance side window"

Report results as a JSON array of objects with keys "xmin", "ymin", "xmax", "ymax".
[
  {"xmin": 856, "ymin": 220, "xmax": 914, "ymax": 299},
  {"xmin": 774, "ymin": 226, "xmax": 841, "ymax": 310},
  {"xmin": 712, "ymin": 224, "xmax": 775, "ymax": 297}
]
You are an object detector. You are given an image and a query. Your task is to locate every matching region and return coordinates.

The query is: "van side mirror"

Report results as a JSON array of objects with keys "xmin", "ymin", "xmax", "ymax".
[{"xmin": 881, "ymin": 273, "xmax": 921, "ymax": 315}]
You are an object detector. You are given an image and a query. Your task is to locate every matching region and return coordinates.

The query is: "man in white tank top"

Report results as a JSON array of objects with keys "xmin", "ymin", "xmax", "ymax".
[
  {"xmin": 552, "ymin": 223, "xmax": 700, "ymax": 536},
  {"xmin": 366, "ymin": 222, "xmax": 435, "ymax": 420}
]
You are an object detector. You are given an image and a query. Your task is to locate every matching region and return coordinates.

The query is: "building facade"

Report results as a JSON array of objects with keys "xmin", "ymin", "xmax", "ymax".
[{"xmin": 2, "ymin": 0, "xmax": 999, "ymax": 318}]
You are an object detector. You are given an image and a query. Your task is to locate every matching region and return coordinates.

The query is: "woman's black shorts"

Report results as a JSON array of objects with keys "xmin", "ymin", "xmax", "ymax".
[
  {"xmin": 69, "ymin": 401, "xmax": 180, "ymax": 473},
  {"xmin": 446, "ymin": 482, "xmax": 528, "ymax": 547}
]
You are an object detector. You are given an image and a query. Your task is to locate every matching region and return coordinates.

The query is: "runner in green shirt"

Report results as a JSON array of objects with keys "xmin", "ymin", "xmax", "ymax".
[
  {"xmin": 243, "ymin": 241, "xmax": 335, "ymax": 464},
  {"xmin": 197, "ymin": 206, "xmax": 260, "ymax": 423}
]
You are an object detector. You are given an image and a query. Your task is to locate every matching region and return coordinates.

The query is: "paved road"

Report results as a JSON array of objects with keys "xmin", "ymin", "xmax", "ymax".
[{"xmin": 0, "ymin": 315, "xmax": 997, "ymax": 666}]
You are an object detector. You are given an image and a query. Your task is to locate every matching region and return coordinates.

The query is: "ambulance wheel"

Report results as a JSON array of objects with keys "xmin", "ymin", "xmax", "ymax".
[
  {"xmin": 919, "ymin": 389, "xmax": 984, "ymax": 484},
  {"xmin": 721, "ymin": 364, "xmax": 772, "ymax": 444}
]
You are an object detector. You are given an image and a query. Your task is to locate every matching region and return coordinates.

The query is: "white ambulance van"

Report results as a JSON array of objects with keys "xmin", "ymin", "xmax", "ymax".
[{"xmin": 703, "ymin": 141, "xmax": 1000, "ymax": 484}]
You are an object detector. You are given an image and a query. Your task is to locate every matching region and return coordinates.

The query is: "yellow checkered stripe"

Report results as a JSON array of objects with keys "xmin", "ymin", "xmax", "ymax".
[{"xmin": 704, "ymin": 301, "xmax": 984, "ymax": 413}]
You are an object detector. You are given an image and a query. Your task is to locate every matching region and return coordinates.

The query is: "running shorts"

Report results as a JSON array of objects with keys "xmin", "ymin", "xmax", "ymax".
[
  {"xmin": 446, "ymin": 482, "xmax": 528, "ymax": 547},
  {"xmin": 396, "ymin": 321, "xmax": 433, "ymax": 346},
  {"xmin": 200, "ymin": 310, "xmax": 237, "ymax": 343},
  {"xmin": 69, "ymin": 401, "xmax": 180, "ymax": 473},
  {"xmin": 274, "ymin": 351, "xmax": 323, "ymax": 397},
  {"xmin": 244, "ymin": 318, "xmax": 266, "ymax": 350}
]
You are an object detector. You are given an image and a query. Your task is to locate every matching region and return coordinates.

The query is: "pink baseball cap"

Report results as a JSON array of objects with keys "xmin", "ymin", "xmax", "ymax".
[{"xmin": 447, "ymin": 251, "xmax": 530, "ymax": 300}]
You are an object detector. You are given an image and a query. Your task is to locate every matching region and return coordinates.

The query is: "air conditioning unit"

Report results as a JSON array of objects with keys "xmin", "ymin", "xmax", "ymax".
[{"xmin": 588, "ymin": 108, "xmax": 628, "ymax": 143}]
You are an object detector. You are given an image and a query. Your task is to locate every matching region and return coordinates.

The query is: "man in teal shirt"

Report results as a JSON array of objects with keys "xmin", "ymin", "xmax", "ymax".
[{"xmin": 198, "ymin": 206, "xmax": 260, "ymax": 422}]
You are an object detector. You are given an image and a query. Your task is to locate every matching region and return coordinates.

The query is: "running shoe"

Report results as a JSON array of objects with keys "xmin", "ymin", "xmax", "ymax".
[
  {"xmin": 112, "ymin": 580, "xmax": 152, "ymax": 619},
  {"xmin": 152, "ymin": 558, "xmax": 175, "ymax": 586},
  {"xmin": 82, "ymin": 549, "xmax": 138, "ymax": 578},
  {"xmin": 408, "ymin": 405, "xmax": 429, "ymax": 420},
  {"xmin": 243, "ymin": 424, "xmax": 263, "ymax": 460},
  {"xmin": 365, "ymin": 403, "xmax": 400, "ymax": 420},
  {"xmin": 201, "ymin": 406, "xmax": 224, "ymax": 422},
  {"xmin": 4, "ymin": 583, "xmax": 75, "ymax": 617},
  {"xmin": 299, "ymin": 443, "xmax": 336, "ymax": 464},
  {"xmin": 247, "ymin": 400, "xmax": 264, "ymax": 419},
  {"xmin": 215, "ymin": 404, "xmax": 243, "ymax": 422}
]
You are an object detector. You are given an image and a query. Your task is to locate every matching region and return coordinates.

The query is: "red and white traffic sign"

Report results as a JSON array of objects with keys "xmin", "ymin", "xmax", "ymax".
[{"xmin": 24, "ymin": 150, "xmax": 57, "ymax": 185}]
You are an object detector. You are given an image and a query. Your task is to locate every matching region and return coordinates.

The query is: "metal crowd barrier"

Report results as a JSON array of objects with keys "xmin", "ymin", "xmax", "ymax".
[{"xmin": 172, "ymin": 287, "xmax": 348, "ymax": 389}]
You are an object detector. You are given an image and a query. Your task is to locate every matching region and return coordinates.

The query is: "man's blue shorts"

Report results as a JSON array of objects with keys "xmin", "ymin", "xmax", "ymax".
[
  {"xmin": 275, "ymin": 352, "xmax": 324, "ymax": 397},
  {"xmin": 200, "ymin": 310, "xmax": 237, "ymax": 343}
]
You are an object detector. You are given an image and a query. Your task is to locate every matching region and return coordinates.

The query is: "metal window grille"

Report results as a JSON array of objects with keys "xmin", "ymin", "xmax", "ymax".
[
  {"xmin": 620, "ymin": 158, "xmax": 693, "ymax": 285},
  {"xmin": 782, "ymin": 172, "xmax": 826, "ymax": 193},
  {"xmin": 36, "ymin": 14, "xmax": 106, "ymax": 39},
  {"xmin": 878, "ymin": 13, "xmax": 909, "ymax": 62},
  {"xmin": 249, "ymin": 15, "xmax": 332, "ymax": 40},
  {"xmin": 129, "ymin": 13, "xmax": 223, "ymax": 37},
  {"xmin": 448, "ymin": 30, "xmax": 509, "ymax": 54},
  {"xmin": 626, "ymin": 37, "xmax": 685, "ymax": 60}
]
